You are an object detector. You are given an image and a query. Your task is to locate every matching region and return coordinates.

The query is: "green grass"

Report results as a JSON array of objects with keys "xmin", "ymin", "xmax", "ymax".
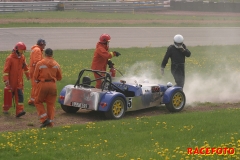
[
  {"xmin": 0, "ymin": 45, "xmax": 240, "ymax": 112},
  {"xmin": 0, "ymin": 108, "xmax": 240, "ymax": 159},
  {"xmin": 1, "ymin": 9, "xmax": 240, "ymax": 159},
  {"xmin": 1, "ymin": 45, "xmax": 240, "ymax": 159},
  {"xmin": 1, "ymin": 11, "xmax": 240, "ymax": 27},
  {"xmin": 1, "ymin": 11, "xmax": 239, "ymax": 20},
  {"xmin": 2, "ymin": 22, "xmax": 240, "ymax": 28}
]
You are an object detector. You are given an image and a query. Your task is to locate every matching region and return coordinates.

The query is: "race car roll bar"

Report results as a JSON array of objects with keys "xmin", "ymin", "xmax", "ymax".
[{"xmin": 74, "ymin": 69, "xmax": 125, "ymax": 92}]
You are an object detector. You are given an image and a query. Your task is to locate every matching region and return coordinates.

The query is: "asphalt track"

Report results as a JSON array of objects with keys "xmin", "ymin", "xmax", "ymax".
[{"xmin": 0, "ymin": 27, "xmax": 240, "ymax": 51}]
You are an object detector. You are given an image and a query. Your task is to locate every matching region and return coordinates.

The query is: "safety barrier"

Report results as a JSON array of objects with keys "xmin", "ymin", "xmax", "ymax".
[
  {"xmin": 0, "ymin": 1, "xmax": 239, "ymax": 13},
  {"xmin": 0, "ymin": 1, "xmax": 58, "ymax": 12},
  {"xmin": 63, "ymin": 1, "xmax": 166, "ymax": 13},
  {"xmin": 0, "ymin": 1, "xmax": 168, "ymax": 13}
]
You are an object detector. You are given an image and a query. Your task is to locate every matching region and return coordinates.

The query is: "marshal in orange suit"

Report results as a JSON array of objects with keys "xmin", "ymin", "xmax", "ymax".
[
  {"xmin": 33, "ymin": 48, "xmax": 62, "ymax": 128},
  {"xmin": 3, "ymin": 42, "xmax": 30, "ymax": 117},
  {"xmin": 91, "ymin": 33, "xmax": 121, "ymax": 88},
  {"xmin": 28, "ymin": 39, "xmax": 46, "ymax": 106}
]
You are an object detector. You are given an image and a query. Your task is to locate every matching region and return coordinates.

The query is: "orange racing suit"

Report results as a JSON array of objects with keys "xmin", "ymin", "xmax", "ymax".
[
  {"xmin": 33, "ymin": 56, "xmax": 62, "ymax": 127},
  {"xmin": 91, "ymin": 42, "xmax": 115, "ymax": 88},
  {"xmin": 28, "ymin": 45, "xmax": 44, "ymax": 105},
  {"xmin": 3, "ymin": 52, "xmax": 30, "ymax": 115}
]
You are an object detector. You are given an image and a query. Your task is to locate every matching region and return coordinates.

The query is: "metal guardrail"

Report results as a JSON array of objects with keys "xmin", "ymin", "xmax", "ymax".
[
  {"xmin": 0, "ymin": 1, "xmax": 58, "ymax": 12},
  {"xmin": 63, "ymin": 1, "xmax": 167, "ymax": 12},
  {"xmin": 0, "ymin": 1, "xmax": 167, "ymax": 13}
]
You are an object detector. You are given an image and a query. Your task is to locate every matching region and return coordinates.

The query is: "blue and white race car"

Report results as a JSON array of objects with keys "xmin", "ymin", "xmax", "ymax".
[{"xmin": 58, "ymin": 69, "xmax": 186, "ymax": 120}]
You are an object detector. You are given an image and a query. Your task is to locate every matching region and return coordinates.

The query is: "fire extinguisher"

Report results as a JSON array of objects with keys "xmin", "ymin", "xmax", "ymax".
[
  {"xmin": 3, "ymin": 85, "xmax": 12, "ymax": 110},
  {"xmin": 109, "ymin": 67, "xmax": 116, "ymax": 77}
]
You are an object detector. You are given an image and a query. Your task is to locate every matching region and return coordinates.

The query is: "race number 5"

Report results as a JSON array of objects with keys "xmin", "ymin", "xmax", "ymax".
[{"xmin": 128, "ymin": 98, "xmax": 132, "ymax": 108}]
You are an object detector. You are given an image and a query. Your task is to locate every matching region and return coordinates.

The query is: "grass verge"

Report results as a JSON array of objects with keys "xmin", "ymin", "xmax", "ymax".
[
  {"xmin": 0, "ymin": 45, "xmax": 240, "ymax": 113},
  {"xmin": 1, "ymin": 11, "xmax": 240, "ymax": 27},
  {"xmin": 0, "ymin": 45, "xmax": 240, "ymax": 159},
  {"xmin": 0, "ymin": 108, "xmax": 240, "ymax": 159}
]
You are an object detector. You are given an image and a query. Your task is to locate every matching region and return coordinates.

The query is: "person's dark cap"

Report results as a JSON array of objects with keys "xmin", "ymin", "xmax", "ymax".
[
  {"xmin": 37, "ymin": 39, "xmax": 46, "ymax": 46},
  {"xmin": 45, "ymin": 48, "xmax": 53, "ymax": 56}
]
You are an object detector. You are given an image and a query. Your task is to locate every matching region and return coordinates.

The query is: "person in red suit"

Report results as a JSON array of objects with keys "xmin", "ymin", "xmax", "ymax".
[
  {"xmin": 91, "ymin": 33, "xmax": 121, "ymax": 88},
  {"xmin": 33, "ymin": 48, "xmax": 62, "ymax": 128},
  {"xmin": 3, "ymin": 42, "xmax": 30, "ymax": 117}
]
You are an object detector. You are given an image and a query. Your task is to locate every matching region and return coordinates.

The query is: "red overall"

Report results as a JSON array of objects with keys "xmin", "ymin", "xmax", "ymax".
[
  {"xmin": 91, "ymin": 42, "xmax": 114, "ymax": 88},
  {"xmin": 3, "ymin": 52, "xmax": 30, "ymax": 115},
  {"xmin": 33, "ymin": 57, "xmax": 62, "ymax": 127},
  {"xmin": 28, "ymin": 45, "xmax": 43, "ymax": 105}
]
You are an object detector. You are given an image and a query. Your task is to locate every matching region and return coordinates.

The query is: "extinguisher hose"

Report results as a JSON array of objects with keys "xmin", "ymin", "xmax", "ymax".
[
  {"xmin": 115, "ymin": 68, "xmax": 124, "ymax": 77},
  {"xmin": 13, "ymin": 97, "xmax": 15, "ymax": 109},
  {"xmin": 12, "ymin": 92, "xmax": 15, "ymax": 109}
]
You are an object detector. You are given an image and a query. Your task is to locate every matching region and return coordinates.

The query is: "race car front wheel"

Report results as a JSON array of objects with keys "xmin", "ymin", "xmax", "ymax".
[
  {"xmin": 105, "ymin": 97, "xmax": 126, "ymax": 119},
  {"xmin": 61, "ymin": 104, "xmax": 80, "ymax": 113},
  {"xmin": 165, "ymin": 90, "xmax": 186, "ymax": 112}
]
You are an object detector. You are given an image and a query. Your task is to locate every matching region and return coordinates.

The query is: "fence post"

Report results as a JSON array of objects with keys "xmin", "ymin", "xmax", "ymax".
[{"xmin": 57, "ymin": 2, "xmax": 64, "ymax": 11}]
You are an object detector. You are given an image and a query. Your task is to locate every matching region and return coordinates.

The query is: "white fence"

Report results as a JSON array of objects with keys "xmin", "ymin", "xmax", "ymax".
[{"xmin": 0, "ymin": 1, "xmax": 168, "ymax": 13}]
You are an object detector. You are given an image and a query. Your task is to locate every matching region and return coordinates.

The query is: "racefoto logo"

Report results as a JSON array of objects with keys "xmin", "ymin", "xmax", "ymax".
[{"xmin": 187, "ymin": 147, "xmax": 235, "ymax": 155}]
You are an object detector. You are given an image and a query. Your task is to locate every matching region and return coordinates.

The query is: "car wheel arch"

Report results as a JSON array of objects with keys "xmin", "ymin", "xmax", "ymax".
[
  {"xmin": 105, "ymin": 96, "xmax": 127, "ymax": 119},
  {"xmin": 162, "ymin": 87, "xmax": 182, "ymax": 103},
  {"xmin": 165, "ymin": 89, "xmax": 186, "ymax": 112},
  {"xmin": 98, "ymin": 92, "xmax": 127, "ymax": 112}
]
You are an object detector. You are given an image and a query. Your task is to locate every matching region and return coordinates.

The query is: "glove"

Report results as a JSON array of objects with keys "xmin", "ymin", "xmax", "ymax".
[
  {"xmin": 179, "ymin": 43, "xmax": 186, "ymax": 52},
  {"xmin": 161, "ymin": 68, "xmax": 164, "ymax": 76},
  {"xmin": 114, "ymin": 51, "xmax": 121, "ymax": 57},
  {"xmin": 4, "ymin": 80, "xmax": 9, "ymax": 86},
  {"xmin": 107, "ymin": 59, "xmax": 114, "ymax": 68},
  {"xmin": 182, "ymin": 43, "xmax": 187, "ymax": 49}
]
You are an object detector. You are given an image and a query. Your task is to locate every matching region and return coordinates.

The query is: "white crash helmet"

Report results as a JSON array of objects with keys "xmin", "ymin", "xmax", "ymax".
[{"xmin": 173, "ymin": 34, "xmax": 184, "ymax": 48}]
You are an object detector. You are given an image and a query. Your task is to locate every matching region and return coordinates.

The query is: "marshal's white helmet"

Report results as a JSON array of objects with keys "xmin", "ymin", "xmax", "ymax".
[{"xmin": 173, "ymin": 34, "xmax": 184, "ymax": 48}]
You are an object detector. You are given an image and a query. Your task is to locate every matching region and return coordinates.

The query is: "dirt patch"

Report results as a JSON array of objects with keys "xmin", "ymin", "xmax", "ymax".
[{"xmin": 1, "ymin": 103, "xmax": 240, "ymax": 132}]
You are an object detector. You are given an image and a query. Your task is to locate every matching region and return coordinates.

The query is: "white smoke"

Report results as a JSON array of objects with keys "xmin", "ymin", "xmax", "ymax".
[
  {"xmin": 185, "ymin": 66, "xmax": 240, "ymax": 104},
  {"xmin": 120, "ymin": 61, "xmax": 162, "ymax": 84},
  {"xmin": 118, "ymin": 61, "xmax": 240, "ymax": 105}
]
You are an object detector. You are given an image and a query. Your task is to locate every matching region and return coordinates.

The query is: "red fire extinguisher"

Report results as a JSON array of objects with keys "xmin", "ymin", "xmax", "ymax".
[
  {"xmin": 110, "ymin": 67, "xmax": 116, "ymax": 77},
  {"xmin": 3, "ymin": 85, "xmax": 12, "ymax": 110}
]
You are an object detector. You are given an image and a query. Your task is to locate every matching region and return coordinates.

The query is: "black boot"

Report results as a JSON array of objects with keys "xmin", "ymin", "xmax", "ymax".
[
  {"xmin": 16, "ymin": 111, "xmax": 26, "ymax": 118},
  {"xmin": 40, "ymin": 119, "xmax": 51, "ymax": 128}
]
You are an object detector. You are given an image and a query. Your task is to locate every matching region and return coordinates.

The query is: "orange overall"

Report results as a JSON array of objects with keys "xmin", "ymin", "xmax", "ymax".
[
  {"xmin": 3, "ymin": 52, "xmax": 30, "ymax": 115},
  {"xmin": 28, "ymin": 45, "xmax": 43, "ymax": 105},
  {"xmin": 33, "ymin": 57, "xmax": 62, "ymax": 127},
  {"xmin": 91, "ymin": 42, "xmax": 114, "ymax": 88}
]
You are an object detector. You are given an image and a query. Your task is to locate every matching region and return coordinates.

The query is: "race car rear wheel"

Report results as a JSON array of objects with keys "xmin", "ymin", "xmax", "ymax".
[
  {"xmin": 165, "ymin": 90, "xmax": 185, "ymax": 112},
  {"xmin": 105, "ymin": 97, "xmax": 126, "ymax": 119},
  {"xmin": 61, "ymin": 104, "xmax": 80, "ymax": 113}
]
